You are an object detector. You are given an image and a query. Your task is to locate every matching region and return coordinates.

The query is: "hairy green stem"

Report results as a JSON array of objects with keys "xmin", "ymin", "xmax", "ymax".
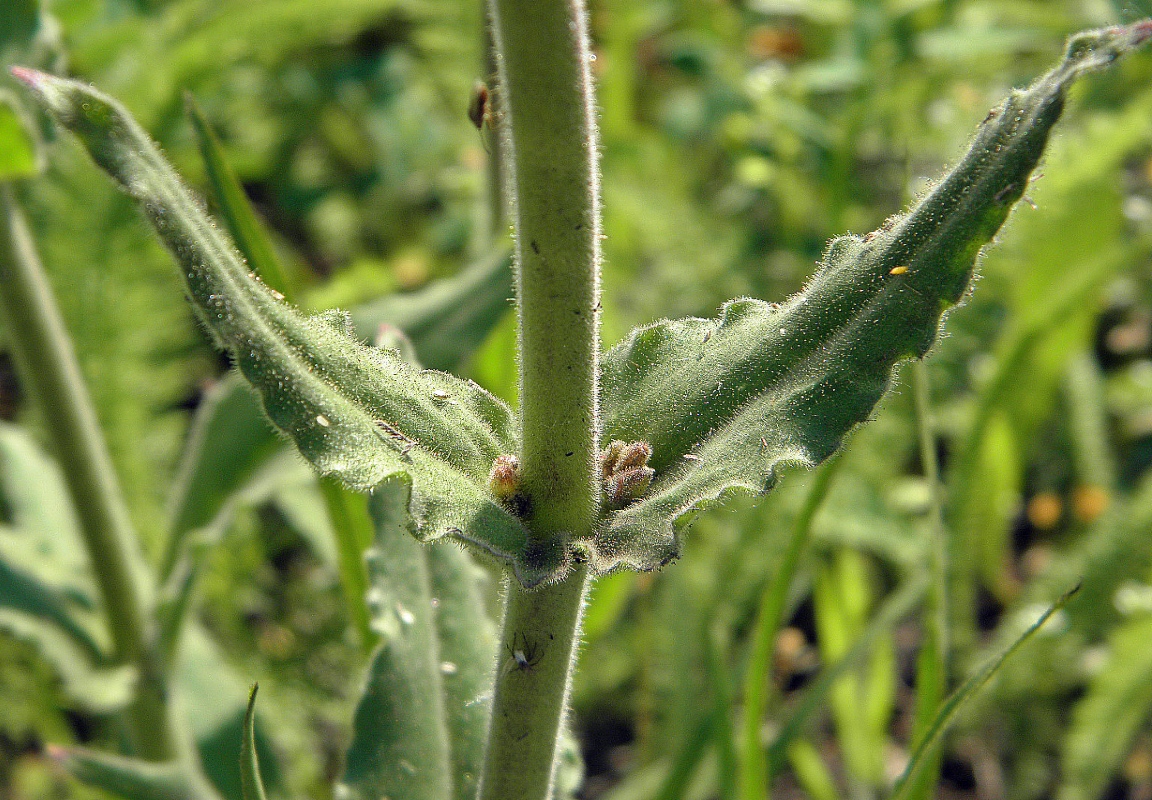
[
  {"xmin": 490, "ymin": 0, "xmax": 601, "ymax": 540},
  {"xmin": 478, "ymin": 0, "xmax": 600, "ymax": 793},
  {"xmin": 0, "ymin": 186, "xmax": 178, "ymax": 761},
  {"xmin": 478, "ymin": 569, "xmax": 589, "ymax": 799}
]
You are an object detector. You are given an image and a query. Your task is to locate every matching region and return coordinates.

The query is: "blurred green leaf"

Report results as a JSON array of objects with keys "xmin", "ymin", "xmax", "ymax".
[
  {"xmin": 958, "ymin": 412, "xmax": 1021, "ymax": 603},
  {"xmin": 0, "ymin": 610, "xmax": 134, "ymax": 713},
  {"xmin": 813, "ymin": 550, "xmax": 895, "ymax": 788},
  {"xmin": 767, "ymin": 574, "xmax": 926, "ymax": 775},
  {"xmin": 1059, "ymin": 612, "xmax": 1152, "ymax": 800},
  {"xmin": 0, "ymin": 558, "xmax": 102, "ymax": 663},
  {"xmin": 426, "ymin": 541, "xmax": 498, "ymax": 800},
  {"xmin": 353, "ymin": 246, "xmax": 514, "ymax": 372},
  {"xmin": 48, "ymin": 744, "xmax": 219, "ymax": 800},
  {"xmin": 186, "ymin": 94, "xmax": 291, "ymax": 297},
  {"xmin": 0, "ymin": 0, "xmax": 39, "ymax": 51},
  {"xmin": 738, "ymin": 457, "xmax": 840, "ymax": 800},
  {"xmin": 319, "ymin": 477, "xmax": 376, "ymax": 651},
  {"xmin": 0, "ymin": 422, "xmax": 138, "ymax": 710},
  {"xmin": 340, "ymin": 479, "xmax": 454, "ymax": 800},
  {"xmin": 163, "ymin": 376, "xmax": 280, "ymax": 577},
  {"xmin": 177, "ymin": 624, "xmax": 281, "ymax": 800},
  {"xmin": 0, "ymin": 421, "xmax": 95, "ymax": 606},
  {"xmin": 0, "ymin": 94, "xmax": 38, "ymax": 180}
]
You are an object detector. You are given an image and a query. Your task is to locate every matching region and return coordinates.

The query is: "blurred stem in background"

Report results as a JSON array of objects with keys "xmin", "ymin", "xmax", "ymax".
[{"xmin": 0, "ymin": 186, "xmax": 183, "ymax": 763}]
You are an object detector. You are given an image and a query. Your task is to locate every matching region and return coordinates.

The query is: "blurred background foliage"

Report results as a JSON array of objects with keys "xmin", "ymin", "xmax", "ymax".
[{"xmin": 6, "ymin": 0, "xmax": 1152, "ymax": 798}]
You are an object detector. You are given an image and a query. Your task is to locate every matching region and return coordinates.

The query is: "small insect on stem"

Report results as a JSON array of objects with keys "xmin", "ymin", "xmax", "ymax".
[
  {"xmin": 468, "ymin": 81, "xmax": 496, "ymax": 153},
  {"xmin": 502, "ymin": 632, "xmax": 546, "ymax": 676},
  {"xmin": 468, "ymin": 81, "xmax": 490, "ymax": 130}
]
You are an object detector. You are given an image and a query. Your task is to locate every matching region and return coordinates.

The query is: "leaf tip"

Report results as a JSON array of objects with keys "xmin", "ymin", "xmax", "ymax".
[
  {"xmin": 9, "ymin": 66, "xmax": 41, "ymax": 87},
  {"xmin": 1061, "ymin": 19, "xmax": 1152, "ymax": 78},
  {"xmin": 43, "ymin": 742, "xmax": 70, "ymax": 765}
]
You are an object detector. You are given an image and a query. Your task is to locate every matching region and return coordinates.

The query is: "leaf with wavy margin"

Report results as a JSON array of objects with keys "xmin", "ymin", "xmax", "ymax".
[
  {"xmin": 589, "ymin": 22, "xmax": 1152, "ymax": 574},
  {"xmin": 14, "ymin": 70, "xmax": 563, "ymax": 585}
]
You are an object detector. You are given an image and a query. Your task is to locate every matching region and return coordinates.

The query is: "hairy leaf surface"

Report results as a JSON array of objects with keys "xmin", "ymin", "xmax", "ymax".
[
  {"xmin": 342, "ymin": 480, "xmax": 453, "ymax": 800},
  {"xmin": 592, "ymin": 22, "xmax": 1152, "ymax": 574},
  {"xmin": 18, "ymin": 72, "xmax": 557, "ymax": 583}
]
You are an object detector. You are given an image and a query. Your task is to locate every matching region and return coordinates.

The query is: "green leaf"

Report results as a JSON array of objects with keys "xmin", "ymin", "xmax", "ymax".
[
  {"xmin": 958, "ymin": 412, "xmax": 1021, "ymax": 602},
  {"xmin": 890, "ymin": 586, "xmax": 1079, "ymax": 800},
  {"xmin": 813, "ymin": 550, "xmax": 896, "ymax": 788},
  {"xmin": 162, "ymin": 375, "xmax": 280, "ymax": 577},
  {"xmin": 341, "ymin": 480, "xmax": 454, "ymax": 800},
  {"xmin": 1058, "ymin": 613, "xmax": 1152, "ymax": 800},
  {"xmin": 240, "ymin": 686, "xmax": 268, "ymax": 800},
  {"xmin": 318, "ymin": 478, "xmax": 377, "ymax": 651},
  {"xmin": 177, "ymin": 624, "xmax": 282, "ymax": 800},
  {"xmin": 0, "ymin": 93, "xmax": 38, "ymax": 180},
  {"xmin": 17, "ymin": 71, "xmax": 561, "ymax": 584},
  {"xmin": 0, "ymin": 422, "xmax": 134, "ymax": 708},
  {"xmin": 738, "ymin": 458, "xmax": 840, "ymax": 800},
  {"xmin": 592, "ymin": 22, "xmax": 1152, "ymax": 574},
  {"xmin": 0, "ymin": 422, "xmax": 93, "ymax": 601},
  {"xmin": 47, "ymin": 745, "xmax": 219, "ymax": 800},
  {"xmin": 352, "ymin": 246, "xmax": 514, "ymax": 372},
  {"xmin": 0, "ymin": 0, "xmax": 39, "ymax": 52},
  {"xmin": 0, "ymin": 0, "xmax": 62, "ymax": 76},
  {"xmin": 0, "ymin": 609, "xmax": 135, "ymax": 713},
  {"xmin": 0, "ymin": 557, "xmax": 102, "ymax": 663},
  {"xmin": 766, "ymin": 575, "xmax": 926, "ymax": 775},
  {"xmin": 426, "ymin": 542, "xmax": 498, "ymax": 800}
]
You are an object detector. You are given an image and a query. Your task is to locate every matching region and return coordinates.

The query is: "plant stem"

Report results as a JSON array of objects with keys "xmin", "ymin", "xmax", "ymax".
[
  {"xmin": 489, "ymin": 0, "xmax": 601, "ymax": 541},
  {"xmin": 0, "ymin": 186, "xmax": 178, "ymax": 762},
  {"xmin": 478, "ymin": 569, "xmax": 589, "ymax": 799},
  {"xmin": 479, "ymin": 0, "xmax": 600, "ymax": 793}
]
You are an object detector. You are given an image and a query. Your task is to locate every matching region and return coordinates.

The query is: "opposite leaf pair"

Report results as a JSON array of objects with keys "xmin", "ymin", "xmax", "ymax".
[{"xmin": 15, "ymin": 20, "xmax": 1152, "ymax": 591}]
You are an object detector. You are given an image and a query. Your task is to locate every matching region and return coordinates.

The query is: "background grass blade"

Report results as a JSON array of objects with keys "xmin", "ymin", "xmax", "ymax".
[
  {"xmin": 890, "ymin": 586, "xmax": 1080, "ymax": 800},
  {"xmin": 240, "ymin": 686, "xmax": 268, "ymax": 800}
]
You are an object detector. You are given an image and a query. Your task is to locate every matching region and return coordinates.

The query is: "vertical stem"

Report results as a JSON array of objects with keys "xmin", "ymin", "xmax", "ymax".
[
  {"xmin": 479, "ymin": 569, "xmax": 589, "ymax": 799},
  {"xmin": 481, "ymin": 0, "xmax": 600, "ymax": 794},
  {"xmin": 481, "ymin": 14, "xmax": 506, "ymax": 247},
  {"xmin": 0, "ymin": 186, "xmax": 178, "ymax": 761},
  {"xmin": 489, "ymin": 0, "xmax": 601, "ymax": 540}
]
